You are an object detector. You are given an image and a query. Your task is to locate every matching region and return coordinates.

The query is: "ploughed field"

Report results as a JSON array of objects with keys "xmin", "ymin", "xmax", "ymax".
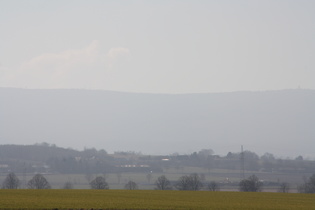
[{"xmin": 0, "ymin": 189, "xmax": 314, "ymax": 210}]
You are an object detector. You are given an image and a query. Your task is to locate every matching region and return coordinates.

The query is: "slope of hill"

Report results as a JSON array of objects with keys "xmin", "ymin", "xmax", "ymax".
[
  {"xmin": 1, "ymin": 88, "xmax": 314, "ymax": 157},
  {"xmin": 0, "ymin": 143, "xmax": 81, "ymax": 162}
]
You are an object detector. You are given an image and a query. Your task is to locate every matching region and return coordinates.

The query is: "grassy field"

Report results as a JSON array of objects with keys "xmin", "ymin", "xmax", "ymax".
[
  {"xmin": 2, "ymin": 167, "xmax": 307, "ymax": 190},
  {"xmin": 0, "ymin": 189, "xmax": 314, "ymax": 210}
]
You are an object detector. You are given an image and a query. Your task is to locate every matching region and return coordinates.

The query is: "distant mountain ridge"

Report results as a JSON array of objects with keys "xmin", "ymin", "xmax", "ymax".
[{"xmin": 1, "ymin": 88, "xmax": 314, "ymax": 158}]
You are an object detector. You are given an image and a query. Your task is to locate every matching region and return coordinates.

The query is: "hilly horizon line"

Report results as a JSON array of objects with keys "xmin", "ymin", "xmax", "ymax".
[
  {"xmin": 0, "ymin": 143, "xmax": 311, "ymax": 160},
  {"xmin": 1, "ymin": 87, "xmax": 314, "ymax": 159}
]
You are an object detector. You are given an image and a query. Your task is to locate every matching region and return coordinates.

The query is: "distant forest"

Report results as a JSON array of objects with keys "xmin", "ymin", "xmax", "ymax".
[{"xmin": 0, "ymin": 143, "xmax": 314, "ymax": 175}]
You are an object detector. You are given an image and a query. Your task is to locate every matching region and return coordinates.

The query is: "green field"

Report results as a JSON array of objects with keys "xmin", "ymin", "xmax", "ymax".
[{"xmin": 0, "ymin": 190, "xmax": 314, "ymax": 210}]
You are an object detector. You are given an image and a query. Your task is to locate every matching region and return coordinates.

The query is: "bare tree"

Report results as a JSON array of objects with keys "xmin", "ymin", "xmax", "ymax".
[
  {"xmin": 298, "ymin": 174, "xmax": 315, "ymax": 193},
  {"xmin": 278, "ymin": 182, "xmax": 290, "ymax": 193},
  {"xmin": 239, "ymin": 174, "xmax": 263, "ymax": 192},
  {"xmin": 124, "ymin": 180, "xmax": 138, "ymax": 190},
  {"xmin": 305, "ymin": 174, "xmax": 315, "ymax": 193},
  {"xmin": 2, "ymin": 172, "xmax": 20, "ymax": 189},
  {"xmin": 190, "ymin": 173, "xmax": 203, "ymax": 191},
  {"xmin": 155, "ymin": 175, "xmax": 172, "ymax": 190},
  {"xmin": 176, "ymin": 175, "xmax": 191, "ymax": 190},
  {"xmin": 27, "ymin": 174, "xmax": 51, "ymax": 189},
  {"xmin": 90, "ymin": 176, "xmax": 109, "ymax": 189},
  {"xmin": 175, "ymin": 173, "xmax": 203, "ymax": 191},
  {"xmin": 63, "ymin": 181, "xmax": 73, "ymax": 189},
  {"xmin": 208, "ymin": 181, "xmax": 220, "ymax": 191}
]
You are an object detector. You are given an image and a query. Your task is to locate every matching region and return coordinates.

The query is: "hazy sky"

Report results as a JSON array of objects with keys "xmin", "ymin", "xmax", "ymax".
[{"xmin": 1, "ymin": 0, "xmax": 314, "ymax": 93}]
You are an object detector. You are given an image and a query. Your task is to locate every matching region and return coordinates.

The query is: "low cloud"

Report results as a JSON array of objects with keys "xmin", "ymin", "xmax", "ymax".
[
  {"xmin": 2, "ymin": 41, "xmax": 131, "ymax": 89},
  {"xmin": 106, "ymin": 47, "xmax": 131, "ymax": 68},
  {"xmin": 22, "ymin": 40, "xmax": 101, "ymax": 73}
]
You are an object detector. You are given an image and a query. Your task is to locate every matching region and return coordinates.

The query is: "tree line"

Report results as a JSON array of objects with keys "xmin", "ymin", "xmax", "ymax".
[
  {"xmin": 2, "ymin": 173, "xmax": 51, "ymax": 189},
  {"xmin": 1, "ymin": 144, "xmax": 315, "ymax": 175},
  {"xmin": 3, "ymin": 172, "xmax": 315, "ymax": 193}
]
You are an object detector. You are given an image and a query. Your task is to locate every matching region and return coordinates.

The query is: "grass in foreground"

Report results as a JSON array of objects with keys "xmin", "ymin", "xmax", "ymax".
[{"xmin": 0, "ymin": 189, "xmax": 314, "ymax": 210}]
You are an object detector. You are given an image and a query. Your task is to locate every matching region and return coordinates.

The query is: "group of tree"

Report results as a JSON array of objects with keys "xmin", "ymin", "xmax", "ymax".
[
  {"xmin": 2, "ymin": 144, "xmax": 315, "ymax": 176},
  {"xmin": 63, "ymin": 181, "xmax": 74, "ymax": 189},
  {"xmin": 88, "ymin": 174, "xmax": 220, "ymax": 191},
  {"xmin": 2, "ymin": 172, "xmax": 20, "ymax": 189},
  {"xmin": 238, "ymin": 173, "xmax": 315, "ymax": 193},
  {"xmin": 278, "ymin": 182, "xmax": 290, "ymax": 193},
  {"xmin": 2, "ymin": 173, "xmax": 51, "ymax": 189},
  {"xmin": 155, "ymin": 174, "xmax": 220, "ymax": 191},
  {"xmin": 27, "ymin": 174, "xmax": 51, "ymax": 189},
  {"xmin": 208, "ymin": 181, "xmax": 220, "ymax": 191},
  {"xmin": 175, "ymin": 173, "xmax": 203, "ymax": 191},
  {"xmin": 89, "ymin": 176, "xmax": 109, "ymax": 189},
  {"xmin": 1, "ymin": 172, "xmax": 218, "ymax": 191},
  {"xmin": 298, "ymin": 174, "xmax": 315, "ymax": 193},
  {"xmin": 165, "ymin": 149, "xmax": 315, "ymax": 174},
  {"xmin": 3, "ymin": 172, "xmax": 315, "ymax": 193},
  {"xmin": 155, "ymin": 175, "xmax": 172, "ymax": 190},
  {"xmin": 239, "ymin": 175, "xmax": 263, "ymax": 192},
  {"xmin": 124, "ymin": 181, "xmax": 138, "ymax": 190},
  {"xmin": 239, "ymin": 174, "xmax": 314, "ymax": 193},
  {"xmin": 89, "ymin": 176, "xmax": 139, "ymax": 190}
]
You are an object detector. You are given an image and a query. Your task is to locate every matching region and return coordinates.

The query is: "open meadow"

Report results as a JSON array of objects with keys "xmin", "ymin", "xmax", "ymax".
[
  {"xmin": 0, "ymin": 189, "xmax": 314, "ymax": 210},
  {"xmin": 3, "ymin": 166, "xmax": 308, "ymax": 191}
]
